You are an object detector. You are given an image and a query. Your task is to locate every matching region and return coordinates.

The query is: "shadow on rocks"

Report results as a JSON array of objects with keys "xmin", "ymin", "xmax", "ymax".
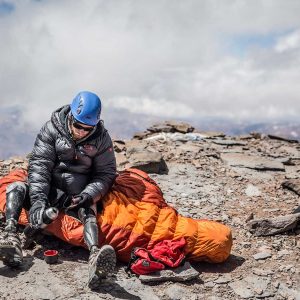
[
  {"xmin": 30, "ymin": 234, "xmax": 90, "ymax": 263},
  {"xmin": 0, "ymin": 256, "xmax": 34, "ymax": 277},
  {"xmin": 292, "ymin": 205, "xmax": 300, "ymax": 214},
  {"xmin": 192, "ymin": 254, "xmax": 245, "ymax": 274},
  {"xmin": 143, "ymin": 276, "xmax": 205, "ymax": 287},
  {"xmin": 91, "ymin": 277, "xmax": 141, "ymax": 300}
]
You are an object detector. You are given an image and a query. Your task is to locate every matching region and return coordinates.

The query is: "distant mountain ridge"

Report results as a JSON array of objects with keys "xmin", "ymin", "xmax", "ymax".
[{"xmin": 0, "ymin": 106, "xmax": 299, "ymax": 159}]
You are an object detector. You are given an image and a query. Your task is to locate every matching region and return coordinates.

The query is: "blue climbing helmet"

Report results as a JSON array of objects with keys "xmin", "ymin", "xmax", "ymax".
[{"xmin": 70, "ymin": 91, "xmax": 102, "ymax": 126}]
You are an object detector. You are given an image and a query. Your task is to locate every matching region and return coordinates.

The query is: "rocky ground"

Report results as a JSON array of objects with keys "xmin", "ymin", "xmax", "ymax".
[{"xmin": 0, "ymin": 121, "xmax": 299, "ymax": 300}]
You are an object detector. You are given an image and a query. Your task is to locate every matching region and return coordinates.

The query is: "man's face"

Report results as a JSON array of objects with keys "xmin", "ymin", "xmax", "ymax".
[{"xmin": 70, "ymin": 119, "xmax": 94, "ymax": 140}]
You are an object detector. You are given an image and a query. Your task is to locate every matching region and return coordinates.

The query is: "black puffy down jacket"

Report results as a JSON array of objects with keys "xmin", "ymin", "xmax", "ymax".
[{"xmin": 28, "ymin": 105, "xmax": 116, "ymax": 207}]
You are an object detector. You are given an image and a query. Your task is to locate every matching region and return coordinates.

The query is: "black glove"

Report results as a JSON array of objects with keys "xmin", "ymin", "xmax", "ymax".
[
  {"xmin": 70, "ymin": 193, "xmax": 93, "ymax": 209},
  {"xmin": 29, "ymin": 201, "xmax": 46, "ymax": 229}
]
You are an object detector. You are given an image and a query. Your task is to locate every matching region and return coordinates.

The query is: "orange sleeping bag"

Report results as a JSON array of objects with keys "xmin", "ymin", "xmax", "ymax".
[{"xmin": 0, "ymin": 169, "xmax": 232, "ymax": 263}]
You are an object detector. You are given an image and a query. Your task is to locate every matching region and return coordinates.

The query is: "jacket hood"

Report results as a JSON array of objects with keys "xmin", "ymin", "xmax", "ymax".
[{"xmin": 51, "ymin": 105, "xmax": 69, "ymax": 137}]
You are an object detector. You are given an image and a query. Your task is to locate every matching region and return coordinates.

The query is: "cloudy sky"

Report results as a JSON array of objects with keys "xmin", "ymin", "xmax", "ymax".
[{"xmin": 0, "ymin": 0, "xmax": 299, "ymax": 129}]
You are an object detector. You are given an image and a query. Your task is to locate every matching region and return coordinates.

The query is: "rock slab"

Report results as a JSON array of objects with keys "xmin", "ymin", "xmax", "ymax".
[
  {"xmin": 139, "ymin": 262, "xmax": 199, "ymax": 283},
  {"xmin": 221, "ymin": 153, "xmax": 285, "ymax": 171}
]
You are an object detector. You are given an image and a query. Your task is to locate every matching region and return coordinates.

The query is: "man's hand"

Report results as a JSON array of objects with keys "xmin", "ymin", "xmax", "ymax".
[
  {"xmin": 71, "ymin": 193, "xmax": 93, "ymax": 208},
  {"xmin": 29, "ymin": 201, "xmax": 46, "ymax": 229}
]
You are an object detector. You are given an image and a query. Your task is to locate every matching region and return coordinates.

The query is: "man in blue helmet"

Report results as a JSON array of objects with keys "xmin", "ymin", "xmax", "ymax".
[{"xmin": 0, "ymin": 91, "xmax": 117, "ymax": 288}]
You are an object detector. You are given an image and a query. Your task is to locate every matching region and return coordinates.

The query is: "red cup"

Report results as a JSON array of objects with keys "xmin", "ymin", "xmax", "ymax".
[{"xmin": 44, "ymin": 250, "xmax": 58, "ymax": 264}]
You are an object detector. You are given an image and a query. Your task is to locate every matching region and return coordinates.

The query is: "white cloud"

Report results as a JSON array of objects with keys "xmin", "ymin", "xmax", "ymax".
[
  {"xmin": 106, "ymin": 96, "xmax": 195, "ymax": 118},
  {"xmin": 275, "ymin": 29, "xmax": 300, "ymax": 52},
  {"xmin": 0, "ymin": 0, "xmax": 300, "ymax": 128}
]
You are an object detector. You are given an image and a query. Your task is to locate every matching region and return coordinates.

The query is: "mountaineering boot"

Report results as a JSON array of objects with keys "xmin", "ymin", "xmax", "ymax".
[
  {"xmin": 88, "ymin": 244, "xmax": 117, "ymax": 289},
  {"xmin": 0, "ymin": 219, "xmax": 23, "ymax": 267},
  {"xmin": 77, "ymin": 207, "xmax": 116, "ymax": 288},
  {"xmin": 0, "ymin": 181, "xmax": 26, "ymax": 267}
]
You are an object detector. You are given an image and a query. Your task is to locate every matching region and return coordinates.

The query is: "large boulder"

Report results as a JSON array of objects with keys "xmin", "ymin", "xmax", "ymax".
[
  {"xmin": 127, "ymin": 151, "xmax": 168, "ymax": 174},
  {"xmin": 147, "ymin": 121, "xmax": 194, "ymax": 134}
]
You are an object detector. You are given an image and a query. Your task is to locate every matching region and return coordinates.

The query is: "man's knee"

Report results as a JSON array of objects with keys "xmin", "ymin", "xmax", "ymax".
[
  {"xmin": 6, "ymin": 181, "xmax": 28, "ymax": 195},
  {"xmin": 5, "ymin": 182, "xmax": 29, "ymax": 227},
  {"xmin": 6, "ymin": 181, "xmax": 30, "ymax": 211},
  {"xmin": 78, "ymin": 207, "xmax": 97, "ymax": 224}
]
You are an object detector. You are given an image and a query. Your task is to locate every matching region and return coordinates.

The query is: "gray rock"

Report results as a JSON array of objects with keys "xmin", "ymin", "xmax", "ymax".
[
  {"xmin": 221, "ymin": 153, "xmax": 285, "ymax": 171},
  {"xmin": 277, "ymin": 249, "xmax": 291, "ymax": 257},
  {"xmin": 279, "ymin": 145, "xmax": 300, "ymax": 158},
  {"xmin": 196, "ymin": 131, "xmax": 225, "ymax": 138},
  {"xmin": 213, "ymin": 274, "xmax": 232, "ymax": 284},
  {"xmin": 250, "ymin": 132, "xmax": 263, "ymax": 139},
  {"xmin": 253, "ymin": 251, "xmax": 272, "ymax": 260},
  {"xmin": 278, "ymin": 282, "xmax": 300, "ymax": 299},
  {"xmin": 147, "ymin": 123, "xmax": 175, "ymax": 133},
  {"xmin": 204, "ymin": 281, "xmax": 216, "ymax": 288},
  {"xmin": 244, "ymin": 275, "xmax": 271, "ymax": 292},
  {"xmin": 147, "ymin": 121, "xmax": 194, "ymax": 134},
  {"xmin": 139, "ymin": 262, "xmax": 199, "ymax": 283},
  {"xmin": 132, "ymin": 131, "xmax": 153, "ymax": 140},
  {"xmin": 212, "ymin": 139, "xmax": 247, "ymax": 146},
  {"xmin": 282, "ymin": 179, "xmax": 300, "ymax": 196},
  {"xmin": 248, "ymin": 213, "xmax": 300, "ymax": 236},
  {"xmin": 117, "ymin": 277, "xmax": 160, "ymax": 300},
  {"xmin": 113, "ymin": 139, "xmax": 126, "ymax": 152},
  {"xmin": 285, "ymin": 172, "xmax": 300, "ymax": 179},
  {"xmin": 229, "ymin": 280, "xmax": 255, "ymax": 299},
  {"xmin": 145, "ymin": 132, "xmax": 202, "ymax": 142},
  {"xmin": 115, "ymin": 152, "xmax": 129, "ymax": 169},
  {"xmin": 239, "ymin": 134, "xmax": 255, "ymax": 140},
  {"xmin": 252, "ymin": 268, "xmax": 274, "ymax": 276},
  {"xmin": 280, "ymin": 157, "xmax": 296, "ymax": 166},
  {"xmin": 2, "ymin": 160, "xmax": 12, "ymax": 166},
  {"xmin": 126, "ymin": 140, "xmax": 148, "ymax": 155},
  {"xmin": 262, "ymin": 208, "xmax": 280, "ymax": 213},
  {"xmin": 31, "ymin": 286, "xmax": 56, "ymax": 300},
  {"xmin": 165, "ymin": 284, "xmax": 192, "ymax": 300},
  {"xmin": 11, "ymin": 157, "xmax": 25, "ymax": 163},
  {"xmin": 165, "ymin": 120, "xmax": 194, "ymax": 133},
  {"xmin": 245, "ymin": 184, "xmax": 261, "ymax": 197},
  {"xmin": 229, "ymin": 275, "xmax": 273, "ymax": 299},
  {"xmin": 208, "ymin": 197, "xmax": 223, "ymax": 205},
  {"xmin": 268, "ymin": 134, "xmax": 299, "ymax": 143},
  {"xmin": 176, "ymin": 143, "xmax": 202, "ymax": 153}
]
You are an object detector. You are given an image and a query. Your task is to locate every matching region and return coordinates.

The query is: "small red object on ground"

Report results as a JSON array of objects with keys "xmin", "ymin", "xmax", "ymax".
[{"xmin": 44, "ymin": 250, "xmax": 58, "ymax": 264}]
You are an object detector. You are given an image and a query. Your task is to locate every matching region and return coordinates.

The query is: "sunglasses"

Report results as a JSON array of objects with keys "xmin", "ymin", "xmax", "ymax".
[
  {"xmin": 72, "ymin": 122, "xmax": 94, "ymax": 132},
  {"xmin": 70, "ymin": 115, "xmax": 94, "ymax": 132}
]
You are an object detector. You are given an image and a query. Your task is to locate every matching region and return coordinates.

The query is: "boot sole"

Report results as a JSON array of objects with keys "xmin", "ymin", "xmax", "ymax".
[
  {"xmin": 0, "ymin": 243, "xmax": 21, "ymax": 267},
  {"xmin": 88, "ymin": 245, "xmax": 116, "ymax": 289}
]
